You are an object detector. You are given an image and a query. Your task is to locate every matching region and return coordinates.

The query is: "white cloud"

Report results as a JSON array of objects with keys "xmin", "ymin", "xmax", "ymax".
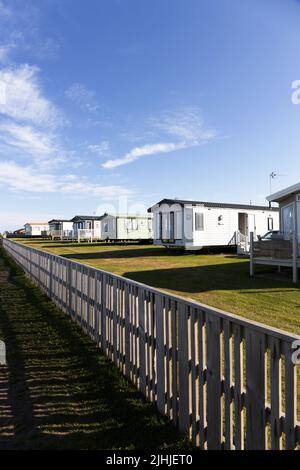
[
  {"xmin": 0, "ymin": 161, "xmax": 54, "ymax": 192},
  {"xmin": 102, "ymin": 141, "xmax": 186, "ymax": 169},
  {"xmin": 0, "ymin": 64, "xmax": 62, "ymax": 127},
  {"xmin": 0, "ymin": 122, "xmax": 55, "ymax": 157},
  {"xmin": 102, "ymin": 107, "xmax": 217, "ymax": 169},
  {"xmin": 0, "ymin": 64, "xmax": 66, "ymax": 166},
  {"xmin": 150, "ymin": 106, "xmax": 216, "ymax": 142},
  {"xmin": 88, "ymin": 140, "xmax": 110, "ymax": 155},
  {"xmin": 0, "ymin": 161, "xmax": 132, "ymax": 198},
  {"xmin": 65, "ymin": 82, "xmax": 98, "ymax": 112}
]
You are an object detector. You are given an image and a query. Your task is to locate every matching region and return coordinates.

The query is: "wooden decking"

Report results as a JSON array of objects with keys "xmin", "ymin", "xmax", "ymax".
[{"xmin": 250, "ymin": 234, "xmax": 300, "ymax": 283}]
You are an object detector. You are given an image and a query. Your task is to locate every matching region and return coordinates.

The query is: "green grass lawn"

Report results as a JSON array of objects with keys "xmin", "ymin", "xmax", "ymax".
[
  {"xmin": 0, "ymin": 246, "xmax": 190, "ymax": 450},
  {"xmin": 15, "ymin": 238, "xmax": 300, "ymax": 335}
]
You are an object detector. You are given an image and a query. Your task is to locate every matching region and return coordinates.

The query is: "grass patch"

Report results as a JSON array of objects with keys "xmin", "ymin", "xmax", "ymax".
[{"xmin": 0, "ymin": 246, "xmax": 190, "ymax": 450}]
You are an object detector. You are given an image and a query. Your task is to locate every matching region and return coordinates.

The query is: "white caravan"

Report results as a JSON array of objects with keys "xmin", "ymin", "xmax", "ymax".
[
  {"xmin": 148, "ymin": 199, "xmax": 279, "ymax": 252},
  {"xmin": 71, "ymin": 215, "xmax": 105, "ymax": 242},
  {"xmin": 101, "ymin": 214, "xmax": 153, "ymax": 241},
  {"xmin": 48, "ymin": 219, "xmax": 74, "ymax": 239},
  {"xmin": 24, "ymin": 222, "xmax": 49, "ymax": 237}
]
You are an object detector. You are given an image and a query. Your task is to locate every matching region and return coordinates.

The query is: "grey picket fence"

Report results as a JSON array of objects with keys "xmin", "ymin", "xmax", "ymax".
[{"xmin": 2, "ymin": 238, "xmax": 300, "ymax": 449}]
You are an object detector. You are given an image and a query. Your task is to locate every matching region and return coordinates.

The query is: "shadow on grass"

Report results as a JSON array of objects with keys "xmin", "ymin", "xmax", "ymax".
[
  {"xmin": 58, "ymin": 247, "xmax": 238, "ymax": 261},
  {"xmin": 0, "ymin": 248, "xmax": 190, "ymax": 450},
  {"xmin": 60, "ymin": 247, "xmax": 182, "ymax": 260},
  {"xmin": 122, "ymin": 263, "xmax": 298, "ymax": 294}
]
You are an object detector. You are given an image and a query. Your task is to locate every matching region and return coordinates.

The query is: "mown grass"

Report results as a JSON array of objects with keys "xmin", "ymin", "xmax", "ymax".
[
  {"xmin": 0, "ymin": 246, "xmax": 190, "ymax": 450},
  {"xmin": 16, "ymin": 238, "xmax": 300, "ymax": 335}
]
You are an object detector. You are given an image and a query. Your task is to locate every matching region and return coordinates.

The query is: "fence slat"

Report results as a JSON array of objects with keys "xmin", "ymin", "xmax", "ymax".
[
  {"xmin": 156, "ymin": 294, "xmax": 165, "ymax": 415},
  {"xmin": 178, "ymin": 302, "xmax": 190, "ymax": 434},
  {"xmin": 113, "ymin": 278, "xmax": 118, "ymax": 365},
  {"xmin": 138, "ymin": 288, "xmax": 146, "ymax": 396},
  {"xmin": 197, "ymin": 309, "xmax": 206, "ymax": 449},
  {"xmin": 224, "ymin": 319, "xmax": 233, "ymax": 449},
  {"xmin": 233, "ymin": 323, "xmax": 244, "ymax": 450},
  {"xmin": 245, "ymin": 329, "xmax": 266, "ymax": 450},
  {"xmin": 269, "ymin": 337, "xmax": 282, "ymax": 450},
  {"xmin": 171, "ymin": 300, "xmax": 178, "ymax": 426},
  {"xmin": 125, "ymin": 283, "xmax": 130, "ymax": 380},
  {"xmin": 206, "ymin": 313, "xmax": 222, "ymax": 450},
  {"xmin": 283, "ymin": 341, "xmax": 296, "ymax": 450}
]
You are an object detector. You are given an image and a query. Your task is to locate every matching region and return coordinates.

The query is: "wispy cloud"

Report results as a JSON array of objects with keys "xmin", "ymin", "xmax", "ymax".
[
  {"xmin": 103, "ymin": 141, "xmax": 186, "ymax": 169},
  {"xmin": 0, "ymin": 122, "xmax": 55, "ymax": 157},
  {"xmin": 0, "ymin": 64, "xmax": 66, "ymax": 166},
  {"xmin": 88, "ymin": 140, "xmax": 110, "ymax": 155},
  {"xmin": 0, "ymin": 64, "xmax": 62, "ymax": 127},
  {"xmin": 150, "ymin": 107, "xmax": 216, "ymax": 142},
  {"xmin": 102, "ymin": 107, "xmax": 217, "ymax": 169},
  {"xmin": 65, "ymin": 82, "xmax": 98, "ymax": 112},
  {"xmin": 0, "ymin": 161, "xmax": 132, "ymax": 198},
  {"xmin": 0, "ymin": 2, "xmax": 62, "ymax": 61}
]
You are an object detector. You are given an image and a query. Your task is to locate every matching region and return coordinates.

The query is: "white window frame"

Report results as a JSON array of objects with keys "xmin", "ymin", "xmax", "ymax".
[
  {"xmin": 195, "ymin": 212, "xmax": 204, "ymax": 231},
  {"xmin": 267, "ymin": 217, "xmax": 273, "ymax": 231},
  {"xmin": 281, "ymin": 203, "xmax": 294, "ymax": 238}
]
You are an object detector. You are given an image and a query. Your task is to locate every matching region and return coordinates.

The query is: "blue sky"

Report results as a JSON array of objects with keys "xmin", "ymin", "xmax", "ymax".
[{"xmin": 1, "ymin": 0, "xmax": 300, "ymax": 230}]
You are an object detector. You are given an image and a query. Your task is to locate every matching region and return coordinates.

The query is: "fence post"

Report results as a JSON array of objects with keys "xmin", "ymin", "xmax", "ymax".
[
  {"xmin": 250, "ymin": 231, "xmax": 254, "ymax": 276},
  {"xmin": 138, "ymin": 287, "xmax": 146, "ymax": 396}
]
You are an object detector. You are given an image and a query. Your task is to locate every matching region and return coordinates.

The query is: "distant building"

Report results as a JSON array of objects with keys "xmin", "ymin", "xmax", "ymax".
[
  {"xmin": 24, "ymin": 222, "xmax": 49, "ymax": 237},
  {"xmin": 13, "ymin": 228, "xmax": 26, "ymax": 236}
]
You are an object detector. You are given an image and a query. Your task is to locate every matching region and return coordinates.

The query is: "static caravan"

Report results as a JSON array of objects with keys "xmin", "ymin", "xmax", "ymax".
[
  {"xmin": 48, "ymin": 219, "xmax": 74, "ymax": 240},
  {"xmin": 24, "ymin": 222, "xmax": 49, "ymax": 237},
  {"xmin": 101, "ymin": 214, "xmax": 153, "ymax": 241},
  {"xmin": 71, "ymin": 215, "xmax": 105, "ymax": 242},
  {"xmin": 148, "ymin": 199, "xmax": 279, "ymax": 252}
]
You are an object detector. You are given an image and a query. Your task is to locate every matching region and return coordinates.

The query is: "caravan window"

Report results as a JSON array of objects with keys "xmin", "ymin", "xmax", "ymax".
[
  {"xmin": 195, "ymin": 213, "xmax": 204, "ymax": 231},
  {"xmin": 281, "ymin": 204, "xmax": 294, "ymax": 237},
  {"xmin": 125, "ymin": 218, "xmax": 138, "ymax": 230}
]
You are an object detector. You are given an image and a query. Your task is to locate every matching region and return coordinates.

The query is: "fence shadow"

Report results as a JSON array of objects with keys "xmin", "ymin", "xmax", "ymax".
[{"xmin": 0, "ymin": 249, "xmax": 189, "ymax": 450}]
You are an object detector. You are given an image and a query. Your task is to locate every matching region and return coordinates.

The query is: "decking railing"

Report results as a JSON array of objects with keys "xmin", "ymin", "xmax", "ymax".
[
  {"xmin": 75, "ymin": 229, "xmax": 102, "ymax": 242},
  {"xmin": 49, "ymin": 230, "xmax": 74, "ymax": 240},
  {"xmin": 2, "ymin": 238, "xmax": 300, "ymax": 450},
  {"xmin": 249, "ymin": 232, "xmax": 300, "ymax": 283}
]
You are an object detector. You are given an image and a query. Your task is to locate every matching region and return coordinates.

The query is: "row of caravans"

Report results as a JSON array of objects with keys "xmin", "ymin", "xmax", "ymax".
[
  {"xmin": 47, "ymin": 213, "xmax": 153, "ymax": 242},
  {"xmin": 23, "ymin": 198, "xmax": 280, "ymax": 251}
]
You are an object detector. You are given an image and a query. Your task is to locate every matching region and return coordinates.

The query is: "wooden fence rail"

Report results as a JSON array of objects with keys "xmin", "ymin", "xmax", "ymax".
[{"xmin": 2, "ymin": 238, "xmax": 300, "ymax": 450}]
